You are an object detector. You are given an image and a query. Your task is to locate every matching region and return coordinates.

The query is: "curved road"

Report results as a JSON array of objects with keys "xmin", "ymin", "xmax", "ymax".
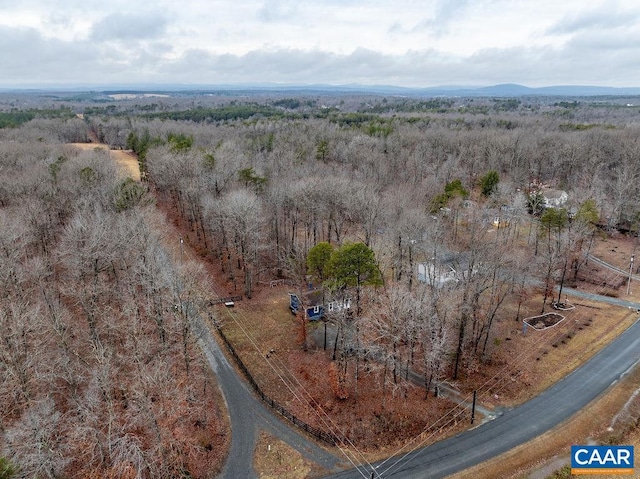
[
  {"xmin": 124, "ymin": 138, "xmax": 640, "ymax": 478},
  {"xmin": 190, "ymin": 310, "xmax": 344, "ymax": 478},
  {"xmin": 325, "ymin": 316, "xmax": 640, "ymax": 478},
  {"xmin": 189, "ymin": 243, "xmax": 640, "ymax": 479},
  {"xmin": 588, "ymin": 254, "xmax": 640, "ymax": 282}
]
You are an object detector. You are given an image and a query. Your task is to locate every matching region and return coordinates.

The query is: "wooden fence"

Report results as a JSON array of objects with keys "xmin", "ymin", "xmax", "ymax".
[{"xmin": 215, "ymin": 326, "xmax": 340, "ymax": 446}]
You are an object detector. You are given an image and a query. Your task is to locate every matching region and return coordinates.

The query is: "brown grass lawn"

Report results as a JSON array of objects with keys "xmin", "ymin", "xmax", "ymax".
[
  {"xmin": 229, "ymin": 280, "xmax": 640, "ymax": 477},
  {"xmin": 450, "ymin": 364, "xmax": 640, "ymax": 479},
  {"xmin": 456, "ymin": 295, "xmax": 636, "ymax": 409},
  {"xmin": 253, "ymin": 431, "xmax": 331, "ymax": 479},
  {"xmin": 211, "ymin": 237, "xmax": 640, "ymax": 478},
  {"xmin": 70, "ymin": 142, "xmax": 141, "ymax": 180},
  {"xmin": 216, "ymin": 256, "xmax": 636, "ymax": 423},
  {"xmin": 591, "ymin": 231, "xmax": 640, "ymax": 273},
  {"xmin": 153, "ymin": 190, "xmax": 640, "ymax": 476},
  {"xmin": 216, "ymin": 285, "xmax": 472, "ymax": 457},
  {"xmin": 214, "ymin": 275, "xmax": 637, "ymax": 457}
]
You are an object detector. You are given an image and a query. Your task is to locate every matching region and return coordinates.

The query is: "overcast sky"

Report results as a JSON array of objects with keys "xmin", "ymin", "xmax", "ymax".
[{"xmin": 1, "ymin": 0, "xmax": 639, "ymax": 88}]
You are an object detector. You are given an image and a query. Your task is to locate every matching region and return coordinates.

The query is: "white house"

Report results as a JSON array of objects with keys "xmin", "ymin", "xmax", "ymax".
[
  {"xmin": 417, "ymin": 262, "xmax": 458, "ymax": 287},
  {"xmin": 541, "ymin": 188, "xmax": 568, "ymax": 208}
]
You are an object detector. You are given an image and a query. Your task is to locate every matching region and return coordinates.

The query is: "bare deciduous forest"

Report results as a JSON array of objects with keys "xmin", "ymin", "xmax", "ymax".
[
  {"xmin": 1, "ymin": 90, "xmax": 640, "ymax": 476},
  {"xmin": 0, "ymin": 99, "xmax": 228, "ymax": 478}
]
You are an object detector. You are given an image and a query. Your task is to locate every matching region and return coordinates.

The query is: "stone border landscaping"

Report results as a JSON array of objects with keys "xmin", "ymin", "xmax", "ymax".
[{"xmin": 523, "ymin": 312, "xmax": 566, "ymax": 331}]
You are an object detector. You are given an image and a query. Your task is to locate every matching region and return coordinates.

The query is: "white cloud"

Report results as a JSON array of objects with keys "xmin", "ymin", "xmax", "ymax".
[
  {"xmin": 547, "ymin": 3, "xmax": 639, "ymax": 35},
  {"xmin": 90, "ymin": 12, "xmax": 169, "ymax": 41},
  {"xmin": 0, "ymin": 0, "xmax": 640, "ymax": 87},
  {"xmin": 0, "ymin": 26, "xmax": 99, "ymax": 84},
  {"xmin": 256, "ymin": 0, "xmax": 300, "ymax": 23}
]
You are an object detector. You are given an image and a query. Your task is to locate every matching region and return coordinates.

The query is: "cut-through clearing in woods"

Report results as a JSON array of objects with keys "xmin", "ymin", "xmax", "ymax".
[{"xmin": 70, "ymin": 142, "xmax": 141, "ymax": 180}]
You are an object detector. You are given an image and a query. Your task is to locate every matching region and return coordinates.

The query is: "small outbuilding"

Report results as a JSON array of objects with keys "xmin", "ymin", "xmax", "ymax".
[{"xmin": 289, "ymin": 290, "xmax": 351, "ymax": 321}]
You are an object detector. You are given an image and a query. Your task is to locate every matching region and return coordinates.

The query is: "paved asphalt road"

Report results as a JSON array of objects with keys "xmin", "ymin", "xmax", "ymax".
[
  {"xmin": 561, "ymin": 285, "xmax": 640, "ymax": 310},
  {"xmin": 587, "ymin": 254, "xmax": 640, "ymax": 282},
  {"xmin": 190, "ymin": 311, "xmax": 343, "ymax": 479},
  {"xmin": 325, "ymin": 317, "xmax": 640, "ymax": 479},
  {"xmin": 190, "ymin": 253, "xmax": 640, "ymax": 479}
]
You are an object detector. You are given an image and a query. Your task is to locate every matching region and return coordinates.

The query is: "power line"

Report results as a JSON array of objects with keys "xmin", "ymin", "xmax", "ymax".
[
  {"xmin": 379, "ymin": 256, "xmax": 637, "ymax": 476},
  {"xmin": 176, "ymin": 219, "xmax": 638, "ymax": 478}
]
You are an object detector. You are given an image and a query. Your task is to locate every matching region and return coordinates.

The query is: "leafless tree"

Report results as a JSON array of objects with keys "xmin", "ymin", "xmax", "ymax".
[{"xmin": 4, "ymin": 398, "xmax": 69, "ymax": 478}]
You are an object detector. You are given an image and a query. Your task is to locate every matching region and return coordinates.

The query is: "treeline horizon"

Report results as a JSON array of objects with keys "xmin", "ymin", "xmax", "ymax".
[
  {"xmin": 1, "ymin": 92, "xmax": 639, "ymax": 467},
  {"xmin": 89, "ymin": 94, "xmax": 639, "ymax": 395}
]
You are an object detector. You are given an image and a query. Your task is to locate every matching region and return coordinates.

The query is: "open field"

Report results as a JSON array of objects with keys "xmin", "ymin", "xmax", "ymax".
[{"xmin": 69, "ymin": 142, "xmax": 141, "ymax": 180}]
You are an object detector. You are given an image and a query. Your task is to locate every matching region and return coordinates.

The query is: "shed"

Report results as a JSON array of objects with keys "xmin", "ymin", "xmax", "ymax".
[{"xmin": 289, "ymin": 290, "xmax": 351, "ymax": 321}]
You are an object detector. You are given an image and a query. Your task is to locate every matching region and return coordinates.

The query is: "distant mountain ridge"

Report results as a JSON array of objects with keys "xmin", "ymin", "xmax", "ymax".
[
  {"xmin": 472, "ymin": 83, "xmax": 640, "ymax": 97},
  {"xmin": 271, "ymin": 82, "xmax": 640, "ymax": 97},
  {"xmin": 2, "ymin": 82, "xmax": 640, "ymax": 97}
]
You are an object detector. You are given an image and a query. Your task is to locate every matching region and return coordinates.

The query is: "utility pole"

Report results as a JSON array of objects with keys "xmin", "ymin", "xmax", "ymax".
[
  {"xmin": 627, "ymin": 254, "xmax": 635, "ymax": 295},
  {"xmin": 471, "ymin": 390, "xmax": 477, "ymax": 424},
  {"xmin": 323, "ymin": 321, "xmax": 327, "ymax": 350},
  {"xmin": 180, "ymin": 237, "xmax": 184, "ymax": 262}
]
